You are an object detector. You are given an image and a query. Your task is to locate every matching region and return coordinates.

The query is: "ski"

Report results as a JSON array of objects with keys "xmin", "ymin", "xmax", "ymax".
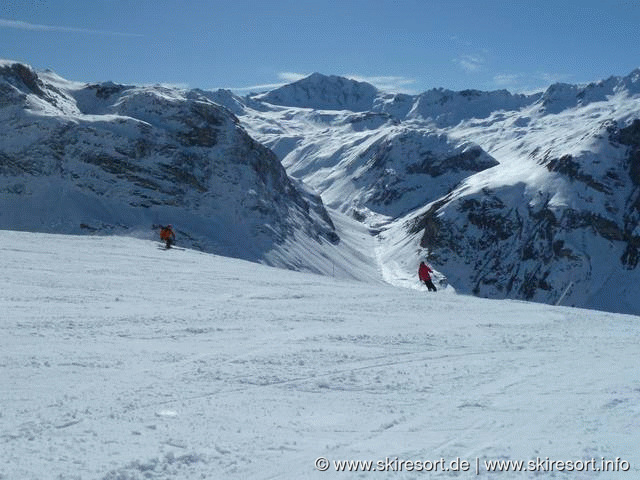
[{"xmin": 157, "ymin": 244, "xmax": 185, "ymax": 251}]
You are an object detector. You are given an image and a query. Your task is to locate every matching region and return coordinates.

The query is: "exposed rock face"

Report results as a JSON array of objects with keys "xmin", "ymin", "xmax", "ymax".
[
  {"xmin": 218, "ymin": 69, "xmax": 640, "ymax": 313},
  {"xmin": 613, "ymin": 119, "xmax": 640, "ymax": 268},
  {"xmin": 0, "ymin": 62, "xmax": 337, "ymax": 263},
  {"xmin": 405, "ymin": 88, "xmax": 539, "ymax": 126},
  {"xmin": 233, "ymin": 90, "xmax": 501, "ymax": 220},
  {"xmin": 346, "ymin": 130, "xmax": 499, "ymax": 218}
]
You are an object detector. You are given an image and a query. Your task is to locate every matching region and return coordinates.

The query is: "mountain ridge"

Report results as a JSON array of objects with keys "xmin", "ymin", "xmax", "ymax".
[{"xmin": 246, "ymin": 69, "xmax": 640, "ymax": 122}]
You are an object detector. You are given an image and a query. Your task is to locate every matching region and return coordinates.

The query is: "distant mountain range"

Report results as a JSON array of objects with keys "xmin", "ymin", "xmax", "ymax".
[
  {"xmin": 2, "ymin": 59, "xmax": 640, "ymax": 314},
  {"xmin": 226, "ymin": 69, "xmax": 640, "ymax": 315}
]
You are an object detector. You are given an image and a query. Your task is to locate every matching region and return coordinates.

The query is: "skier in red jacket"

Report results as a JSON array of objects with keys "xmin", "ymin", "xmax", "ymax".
[{"xmin": 418, "ymin": 261, "xmax": 437, "ymax": 292}]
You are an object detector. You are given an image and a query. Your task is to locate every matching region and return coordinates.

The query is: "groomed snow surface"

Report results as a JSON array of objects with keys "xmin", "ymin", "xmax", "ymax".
[{"xmin": 1, "ymin": 230, "xmax": 639, "ymax": 479}]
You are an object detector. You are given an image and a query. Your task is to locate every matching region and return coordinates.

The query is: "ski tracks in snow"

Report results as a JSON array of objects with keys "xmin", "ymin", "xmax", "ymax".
[{"xmin": 2, "ymin": 231, "xmax": 640, "ymax": 479}]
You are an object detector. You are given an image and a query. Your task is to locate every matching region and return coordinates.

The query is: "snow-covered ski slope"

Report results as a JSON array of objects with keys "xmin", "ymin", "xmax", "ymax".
[{"xmin": 2, "ymin": 230, "xmax": 639, "ymax": 479}]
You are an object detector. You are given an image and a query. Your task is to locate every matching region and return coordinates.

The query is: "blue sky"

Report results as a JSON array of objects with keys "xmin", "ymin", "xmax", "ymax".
[{"xmin": 1, "ymin": 0, "xmax": 639, "ymax": 94}]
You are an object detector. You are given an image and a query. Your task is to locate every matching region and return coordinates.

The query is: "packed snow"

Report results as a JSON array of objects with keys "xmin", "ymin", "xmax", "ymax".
[{"xmin": 1, "ymin": 230, "xmax": 638, "ymax": 479}]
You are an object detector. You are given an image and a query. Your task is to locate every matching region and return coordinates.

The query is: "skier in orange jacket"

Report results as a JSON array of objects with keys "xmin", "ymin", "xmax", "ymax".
[{"xmin": 160, "ymin": 225, "xmax": 176, "ymax": 249}]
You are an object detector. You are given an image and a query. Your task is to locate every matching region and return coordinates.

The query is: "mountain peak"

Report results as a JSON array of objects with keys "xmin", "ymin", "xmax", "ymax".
[{"xmin": 253, "ymin": 73, "xmax": 379, "ymax": 112}]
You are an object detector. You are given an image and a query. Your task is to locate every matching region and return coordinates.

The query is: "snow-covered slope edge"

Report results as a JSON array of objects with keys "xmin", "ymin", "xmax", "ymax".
[
  {"xmin": 0, "ymin": 61, "xmax": 360, "ymax": 276},
  {"xmin": 2, "ymin": 229, "xmax": 639, "ymax": 479}
]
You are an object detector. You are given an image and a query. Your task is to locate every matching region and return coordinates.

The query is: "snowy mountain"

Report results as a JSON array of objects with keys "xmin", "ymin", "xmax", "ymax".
[
  {"xmin": 254, "ymin": 72, "xmax": 379, "ymax": 112},
  {"xmin": 404, "ymin": 87, "xmax": 539, "ymax": 126},
  {"xmin": 3, "ymin": 229, "xmax": 639, "ymax": 479},
  {"xmin": 0, "ymin": 60, "xmax": 347, "ymax": 273},
  {"xmin": 233, "ymin": 104, "xmax": 500, "ymax": 222},
  {"xmin": 215, "ymin": 69, "xmax": 640, "ymax": 315},
  {"xmin": 394, "ymin": 71, "xmax": 640, "ymax": 314},
  {"xmin": 402, "ymin": 115, "xmax": 640, "ymax": 314},
  {"xmin": 3, "ymin": 60, "xmax": 640, "ymax": 314}
]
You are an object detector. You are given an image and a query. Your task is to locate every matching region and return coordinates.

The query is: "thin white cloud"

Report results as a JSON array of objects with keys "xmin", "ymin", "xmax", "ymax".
[
  {"xmin": 277, "ymin": 72, "xmax": 308, "ymax": 83},
  {"xmin": 539, "ymin": 72, "xmax": 573, "ymax": 84},
  {"xmin": 454, "ymin": 54, "xmax": 485, "ymax": 73},
  {"xmin": 229, "ymin": 82, "xmax": 290, "ymax": 93},
  {"xmin": 229, "ymin": 71, "xmax": 417, "ymax": 94},
  {"xmin": 492, "ymin": 71, "xmax": 573, "ymax": 93},
  {"xmin": 493, "ymin": 73, "xmax": 524, "ymax": 87},
  {"xmin": 346, "ymin": 74, "xmax": 417, "ymax": 93},
  {"xmin": 228, "ymin": 72, "xmax": 310, "ymax": 93},
  {"xmin": 0, "ymin": 18, "xmax": 143, "ymax": 37}
]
